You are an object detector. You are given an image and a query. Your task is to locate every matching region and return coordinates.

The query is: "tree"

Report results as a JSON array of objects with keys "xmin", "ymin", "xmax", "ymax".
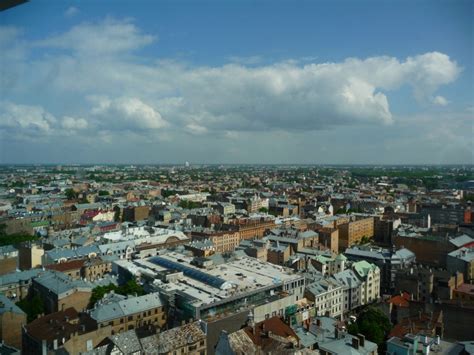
[
  {"xmin": 348, "ymin": 306, "xmax": 392, "ymax": 346},
  {"xmin": 16, "ymin": 294, "xmax": 45, "ymax": 322},
  {"xmin": 259, "ymin": 207, "xmax": 269, "ymax": 213},
  {"xmin": 88, "ymin": 280, "xmax": 145, "ymax": 309},
  {"xmin": 120, "ymin": 279, "xmax": 145, "ymax": 297},
  {"xmin": 98, "ymin": 190, "xmax": 110, "ymax": 196},
  {"xmin": 65, "ymin": 188, "xmax": 78, "ymax": 200},
  {"xmin": 0, "ymin": 234, "xmax": 39, "ymax": 246}
]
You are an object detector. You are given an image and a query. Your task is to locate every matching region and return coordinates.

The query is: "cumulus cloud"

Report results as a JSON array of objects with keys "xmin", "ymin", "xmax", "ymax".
[
  {"xmin": 0, "ymin": 19, "xmax": 462, "ymax": 140},
  {"xmin": 36, "ymin": 18, "xmax": 155, "ymax": 56},
  {"xmin": 432, "ymin": 95, "xmax": 449, "ymax": 106},
  {"xmin": 0, "ymin": 102, "xmax": 56, "ymax": 136},
  {"xmin": 64, "ymin": 6, "xmax": 79, "ymax": 17},
  {"xmin": 61, "ymin": 116, "xmax": 88, "ymax": 130},
  {"xmin": 90, "ymin": 96, "xmax": 167, "ymax": 130}
]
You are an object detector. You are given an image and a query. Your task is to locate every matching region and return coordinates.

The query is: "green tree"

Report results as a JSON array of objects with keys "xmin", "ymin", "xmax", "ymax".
[
  {"xmin": 348, "ymin": 306, "xmax": 392, "ymax": 346},
  {"xmin": 120, "ymin": 279, "xmax": 145, "ymax": 297},
  {"xmin": 16, "ymin": 294, "xmax": 45, "ymax": 322},
  {"xmin": 88, "ymin": 280, "xmax": 145, "ymax": 309},
  {"xmin": 65, "ymin": 188, "xmax": 78, "ymax": 200},
  {"xmin": 98, "ymin": 190, "xmax": 110, "ymax": 196},
  {"xmin": 259, "ymin": 207, "xmax": 269, "ymax": 213}
]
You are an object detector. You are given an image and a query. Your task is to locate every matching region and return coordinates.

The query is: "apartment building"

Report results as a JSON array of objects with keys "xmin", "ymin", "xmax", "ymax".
[
  {"xmin": 89, "ymin": 292, "xmax": 166, "ymax": 334},
  {"xmin": 338, "ymin": 216, "xmax": 374, "ymax": 250}
]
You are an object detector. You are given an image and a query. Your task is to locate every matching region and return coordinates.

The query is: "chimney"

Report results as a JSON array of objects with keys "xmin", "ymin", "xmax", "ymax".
[
  {"xmin": 352, "ymin": 337, "xmax": 360, "ymax": 349},
  {"xmin": 357, "ymin": 334, "xmax": 365, "ymax": 348}
]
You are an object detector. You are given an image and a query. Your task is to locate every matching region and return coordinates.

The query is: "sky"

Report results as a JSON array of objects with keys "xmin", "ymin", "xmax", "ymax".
[{"xmin": 0, "ymin": 0, "xmax": 473, "ymax": 165}]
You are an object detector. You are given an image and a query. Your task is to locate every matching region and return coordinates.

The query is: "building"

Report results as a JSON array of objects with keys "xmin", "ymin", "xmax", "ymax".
[
  {"xmin": 45, "ymin": 259, "xmax": 85, "ymax": 280},
  {"xmin": 0, "ymin": 294, "xmax": 27, "ymax": 350},
  {"xmin": 395, "ymin": 266, "xmax": 464, "ymax": 302},
  {"xmin": 89, "ymin": 292, "xmax": 166, "ymax": 334},
  {"xmin": 389, "ymin": 310, "xmax": 444, "ymax": 340},
  {"xmin": 315, "ymin": 227, "xmax": 339, "ymax": 254},
  {"xmin": 446, "ymin": 247, "xmax": 474, "ymax": 283},
  {"xmin": 309, "ymin": 316, "xmax": 378, "ymax": 355},
  {"xmin": 223, "ymin": 218, "xmax": 276, "ymax": 241},
  {"xmin": 386, "ymin": 333, "xmax": 460, "ymax": 355},
  {"xmin": 191, "ymin": 231, "xmax": 241, "ymax": 253},
  {"xmin": 87, "ymin": 321, "xmax": 207, "ymax": 355},
  {"xmin": 18, "ymin": 243, "xmax": 44, "ymax": 270},
  {"xmin": 215, "ymin": 315, "xmax": 300, "ymax": 354},
  {"xmin": 0, "ymin": 269, "xmax": 44, "ymax": 301},
  {"xmin": 393, "ymin": 233, "xmax": 454, "ymax": 268},
  {"xmin": 0, "ymin": 245, "xmax": 18, "ymax": 275},
  {"xmin": 344, "ymin": 245, "xmax": 416, "ymax": 293},
  {"xmin": 338, "ymin": 216, "xmax": 374, "ymax": 250},
  {"xmin": 351, "ymin": 260, "xmax": 381, "ymax": 305},
  {"xmin": 305, "ymin": 275, "xmax": 344, "ymax": 319},
  {"xmin": 453, "ymin": 283, "xmax": 474, "ymax": 305},
  {"xmin": 22, "ymin": 307, "xmax": 112, "ymax": 354},
  {"xmin": 32, "ymin": 270, "xmax": 92, "ymax": 314},
  {"xmin": 82, "ymin": 256, "xmax": 113, "ymax": 281},
  {"xmin": 148, "ymin": 251, "xmax": 305, "ymax": 323},
  {"xmin": 215, "ymin": 202, "xmax": 236, "ymax": 216}
]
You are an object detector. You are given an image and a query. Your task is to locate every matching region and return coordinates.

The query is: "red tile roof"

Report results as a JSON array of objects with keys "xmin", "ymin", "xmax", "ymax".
[{"xmin": 388, "ymin": 292, "xmax": 411, "ymax": 307}]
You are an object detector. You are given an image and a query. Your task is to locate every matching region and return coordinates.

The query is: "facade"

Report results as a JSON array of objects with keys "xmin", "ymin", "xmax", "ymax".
[
  {"xmin": 32, "ymin": 270, "xmax": 92, "ymax": 313},
  {"xmin": 344, "ymin": 245, "xmax": 416, "ymax": 293},
  {"xmin": 446, "ymin": 247, "xmax": 474, "ymax": 283},
  {"xmin": 315, "ymin": 227, "xmax": 339, "ymax": 254},
  {"xmin": 82, "ymin": 256, "xmax": 113, "ymax": 281},
  {"xmin": 305, "ymin": 275, "xmax": 344, "ymax": 319},
  {"xmin": 0, "ymin": 269, "xmax": 44, "ymax": 301},
  {"xmin": 393, "ymin": 233, "xmax": 454, "ymax": 267},
  {"xmin": 0, "ymin": 294, "xmax": 27, "ymax": 350},
  {"xmin": 89, "ymin": 292, "xmax": 166, "ymax": 334},
  {"xmin": 22, "ymin": 307, "xmax": 112, "ymax": 355},
  {"xmin": 18, "ymin": 243, "xmax": 44, "ymax": 270},
  {"xmin": 395, "ymin": 266, "xmax": 464, "ymax": 302},
  {"xmin": 191, "ymin": 231, "xmax": 241, "ymax": 253},
  {"xmin": 311, "ymin": 255, "xmax": 380, "ymax": 314},
  {"xmin": 0, "ymin": 245, "xmax": 18, "ymax": 276},
  {"xmin": 338, "ymin": 217, "xmax": 374, "ymax": 250}
]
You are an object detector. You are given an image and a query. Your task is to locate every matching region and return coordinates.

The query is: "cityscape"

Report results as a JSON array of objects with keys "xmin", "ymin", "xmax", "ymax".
[{"xmin": 0, "ymin": 1, "xmax": 473, "ymax": 355}]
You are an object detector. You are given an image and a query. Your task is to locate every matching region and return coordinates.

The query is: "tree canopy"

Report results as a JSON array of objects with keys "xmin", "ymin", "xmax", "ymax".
[
  {"xmin": 348, "ymin": 306, "xmax": 392, "ymax": 346},
  {"xmin": 16, "ymin": 294, "xmax": 45, "ymax": 322},
  {"xmin": 88, "ymin": 280, "xmax": 145, "ymax": 308}
]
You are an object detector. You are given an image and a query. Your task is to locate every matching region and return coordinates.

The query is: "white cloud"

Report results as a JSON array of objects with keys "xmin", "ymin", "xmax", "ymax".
[
  {"xmin": 61, "ymin": 116, "xmax": 88, "ymax": 130},
  {"xmin": 64, "ymin": 6, "xmax": 79, "ymax": 17},
  {"xmin": 0, "ymin": 19, "xmax": 463, "ymax": 141},
  {"xmin": 0, "ymin": 102, "xmax": 56, "ymax": 136},
  {"xmin": 90, "ymin": 97, "xmax": 167, "ymax": 130},
  {"xmin": 432, "ymin": 95, "xmax": 449, "ymax": 106},
  {"xmin": 36, "ymin": 18, "xmax": 155, "ymax": 56}
]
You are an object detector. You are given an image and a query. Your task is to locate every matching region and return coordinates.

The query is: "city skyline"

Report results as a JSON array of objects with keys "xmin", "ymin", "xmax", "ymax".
[{"xmin": 1, "ymin": 0, "xmax": 473, "ymax": 164}]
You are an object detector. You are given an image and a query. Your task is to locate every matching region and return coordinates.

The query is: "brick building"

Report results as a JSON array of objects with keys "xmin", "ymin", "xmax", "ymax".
[
  {"xmin": 338, "ymin": 216, "xmax": 374, "ymax": 250},
  {"xmin": 0, "ymin": 245, "xmax": 18, "ymax": 276},
  {"xmin": 0, "ymin": 294, "xmax": 26, "ymax": 350}
]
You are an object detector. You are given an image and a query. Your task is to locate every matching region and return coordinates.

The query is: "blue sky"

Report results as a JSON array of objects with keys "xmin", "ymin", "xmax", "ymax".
[{"xmin": 0, "ymin": 0, "xmax": 472, "ymax": 164}]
